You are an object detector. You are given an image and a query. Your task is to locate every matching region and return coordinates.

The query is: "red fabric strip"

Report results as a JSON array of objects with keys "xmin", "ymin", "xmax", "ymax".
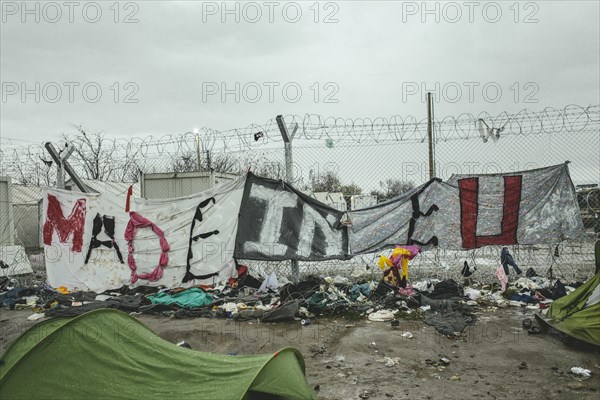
[
  {"xmin": 125, "ymin": 185, "xmax": 133, "ymax": 212},
  {"xmin": 459, "ymin": 176, "xmax": 522, "ymax": 249},
  {"xmin": 125, "ymin": 211, "xmax": 170, "ymax": 283}
]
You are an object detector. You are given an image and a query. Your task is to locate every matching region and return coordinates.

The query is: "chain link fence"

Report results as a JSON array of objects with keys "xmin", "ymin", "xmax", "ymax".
[{"xmin": 1, "ymin": 104, "xmax": 598, "ymax": 283}]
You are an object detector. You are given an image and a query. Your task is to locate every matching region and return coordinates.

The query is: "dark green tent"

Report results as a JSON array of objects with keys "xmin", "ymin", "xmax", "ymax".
[
  {"xmin": 0, "ymin": 309, "xmax": 316, "ymax": 400},
  {"xmin": 542, "ymin": 272, "xmax": 600, "ymax": 346}
]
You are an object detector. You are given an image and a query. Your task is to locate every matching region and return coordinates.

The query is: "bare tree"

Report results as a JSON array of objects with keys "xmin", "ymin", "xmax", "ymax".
[
  {"xmin": 170, "ymin": 151, "xmax": 198, "ymax": 173},
  {"xmin": 114, "ymin": 140, "xmax": 143, "ymax": 182},
  {"xmin": 2, "ymin": 147, "xmax": 54, "ymax": 186},
  {"xmin": 63, "ymin": 126, "xmax": 117, "ymax": 181},
  {"xmin": 209, "ymin": 151, "xmax": 243, "ymax": 174}
]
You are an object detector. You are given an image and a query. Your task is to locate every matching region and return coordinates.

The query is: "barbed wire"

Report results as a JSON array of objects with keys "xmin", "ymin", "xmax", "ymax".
[
  {"xmin": 2, "ymin": 104, "xmax": 599, "ymax": 151},
  {"xmin": 2, "ymin": 103, "xmax": 598, "ymax": 282},
  {"xmin": 1, "ymin": 104, "xmax": 598, "ymax": 183}
]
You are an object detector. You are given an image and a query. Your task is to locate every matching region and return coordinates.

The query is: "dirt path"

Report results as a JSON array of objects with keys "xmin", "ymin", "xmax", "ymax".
[{"xmin": 1, "ymin": 307, "xmax": 598, "ymax": 399}]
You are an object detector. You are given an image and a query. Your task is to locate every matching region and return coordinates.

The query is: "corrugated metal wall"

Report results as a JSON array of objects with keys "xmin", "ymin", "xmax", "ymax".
[
  {"xmin": 0, "ymin": 177, "xmax": 15, "ymax": 245},
  {"xmin": 142, "ymin": 171, "xmax": 238, "ymax": 199}
]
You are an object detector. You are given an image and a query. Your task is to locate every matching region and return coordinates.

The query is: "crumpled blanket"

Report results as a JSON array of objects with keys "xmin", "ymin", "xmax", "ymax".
[
  {"xmin": 421, "ymin": 294, "xmax": 475, "ymax": 335},
  {"xmin": 424, "ymin": 311, "xmax": 474, "ymax": 336}
]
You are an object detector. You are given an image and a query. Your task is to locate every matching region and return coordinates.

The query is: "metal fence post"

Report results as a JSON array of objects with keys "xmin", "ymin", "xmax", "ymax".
[
  {"xmin": 276, "ymin": 115, "xmax": 300, "ymax": 283},
  {"xmin": 45, "ymin": 142, "xmax": 86, "ymax": 192}
]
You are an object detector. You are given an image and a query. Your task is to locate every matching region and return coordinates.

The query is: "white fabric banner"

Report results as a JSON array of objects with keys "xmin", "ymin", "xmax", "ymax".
[{"xmin": 43, "ymin": 176, "xmax": 245, "ymax": 292}]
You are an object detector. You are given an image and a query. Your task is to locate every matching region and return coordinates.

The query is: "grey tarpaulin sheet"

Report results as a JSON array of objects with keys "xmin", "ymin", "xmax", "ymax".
[
  {"xmin": 235, "ymin": 172, "xmax": 349, "ymax": 261},
  {"xmin": 347, "ymin": 163, "xmax": 584, "ymax": 253}
]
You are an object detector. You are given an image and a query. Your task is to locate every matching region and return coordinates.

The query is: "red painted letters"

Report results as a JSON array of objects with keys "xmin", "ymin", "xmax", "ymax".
[{"xmin": 43, "ymin": 194, "xmax": 87, "ymax": 252}]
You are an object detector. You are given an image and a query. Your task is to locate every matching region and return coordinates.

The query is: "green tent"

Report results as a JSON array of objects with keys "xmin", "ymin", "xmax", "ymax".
[
  {"xmin": 0, "ymin": 309, "xmax": 316, "ymax": 400},
  {"xmin": 543, "ymin": 272, "xmax": 600, "ymax": 346}
]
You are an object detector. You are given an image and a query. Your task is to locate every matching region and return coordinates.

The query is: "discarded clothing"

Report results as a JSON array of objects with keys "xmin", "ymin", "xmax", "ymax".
[
  {"xmin": 55, "ymin": 286, "xmax": 70, "ymax": 294},
  {"xmin": 368, "ymin": 309, "xmax": 395, "ymax": 322},
  {"xmin": 509, "ymin": 293, "xmax": 538, "ymax": 304},
  {"xmin": 371, "ymin": 280, "xmax": 397, "ymax": 300},
  {"xmin": 412, "ymin": 279, "xmax": 438, "ymax": 293},
  {"xmin": 148, "ymin": 288, "xmax": 213, "ymax": 309},
  {"xmin": 349, "ymin": 283, "xmax": 372, "ymax": 301},
  {"xmin": 461, "ymin": 261, "xmax": 476, "ymax": 277},
  {"xmin": 261, "ymin": 300, "xmax": 299, "ymax": 322},
  {"xmin": 526, "ymin": 268, "xmax": 538, "ymax": 278},
  {"xmin": 514, "ymin": 277, "xmax": 541, "ymax": 290},
  {"xmin": 501, "ymin": 247, "xmax": 522, "ymax": 275},
  {"xmin": 421, "ymin": 296, "xmax": 474, "ymax": 335},
  {"xmin": 45, "ymin": 295, "xmax": 145, "ymax": 318},
  {"xmin": 398, "ymin": 285, "xmax": 416, "ymax": 296},
  {"xmin": 306, "ymin": 292, "xmax": 349, "ymax": 315},
  {"xmin": 258, "ymin": 272, "xmax": 279, "ymax": 292},
  {"xmin": 495, "ymin": 266, "xmax": 508, "ymax": 292},
  {"xmin": 427, "ymin": 279, "xmax": 463, "ymax": 299},
  {"xmin": 463, "ymin": 287, "xmax": 482, "ymax": 300},
  {"xmin": 421, "ymin": 295, "xmax": 457, "ymax": 314},
  {"xmin": 424, "ymin": 311, "xmax": 473, "ymax": 336},
  {"xmin": 0, "ymin": 288, "xmax": 38, "ymax": 308},
  {"xmin": 551, "ymin": 279, "xmax": 567, "ymax": 300}
]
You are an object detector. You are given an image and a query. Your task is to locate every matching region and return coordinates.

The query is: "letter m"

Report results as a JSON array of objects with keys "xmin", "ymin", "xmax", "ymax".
[
  {"xmin": 459, "ymin": 176, "xmax": 522, "ymax": 249},
  {"xmin": 43, "ymin": 194, "xmax": 87, "ymax": 252}
]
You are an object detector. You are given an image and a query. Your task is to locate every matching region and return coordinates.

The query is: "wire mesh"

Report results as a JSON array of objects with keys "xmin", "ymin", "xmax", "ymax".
[{"xmin": 1, "ymin": 104, "xmax": 598, "ymax": 282}]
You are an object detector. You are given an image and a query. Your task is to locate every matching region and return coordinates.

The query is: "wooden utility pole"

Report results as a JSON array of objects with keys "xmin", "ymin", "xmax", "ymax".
[{"xmin": 427, "ymin": 92, "xmax": 435, "ymax": 180}]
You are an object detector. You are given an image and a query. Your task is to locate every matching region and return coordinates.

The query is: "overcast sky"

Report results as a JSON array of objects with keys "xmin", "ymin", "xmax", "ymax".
[{"xmin": 1, "ymin": 0, "xmax": 599, "ymax": 146}]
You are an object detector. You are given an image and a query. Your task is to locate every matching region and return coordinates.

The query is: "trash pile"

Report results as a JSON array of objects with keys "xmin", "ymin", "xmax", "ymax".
[
  {"xmin": 0, "ymin": 245, "xmax": 587, "ymax": 338},
  {"xmin": 0, "ymin": 270, "xmax": 475, "ymax": 337}
]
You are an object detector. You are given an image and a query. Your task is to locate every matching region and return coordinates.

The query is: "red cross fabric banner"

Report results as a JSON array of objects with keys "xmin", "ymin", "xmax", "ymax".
[
  {"xmin": 459, "ymin": 175, "xmax": 522, "ymax": 249},
  {"xmin": 348, "ymin": 163, "xmax": 584, "ymax": 252}
]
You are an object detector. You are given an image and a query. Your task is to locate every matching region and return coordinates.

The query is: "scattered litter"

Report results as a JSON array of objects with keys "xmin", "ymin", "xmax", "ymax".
[
  {"xmin": 258, "ymin": 271, "xmax": 279, "ymax": 292},
  {"xmin": 514, "ymin": 277, "xmax": 541, "ymax": 290},
  {"xmin": 401, "ymin": 332, "xmax": 414, "ymax": 339},
  {"xmin": 27, "ymin": 312, "xmax": 45, "ymax": 321},
  {"xmin": 570, "ymin": 367, "xmax": 591, "ymax": 378},
  {"xmin": 55, "ymin": 286, "xmax": 70, "ymax": 294},
  {"xmin": 359, "ymin": 390, "xmax": 371, "ymax": 399},
  {"xmin": 518, "ymin": 361, "xmax": 528, "ymax": 370},
  {"xmin": 335, "ymin": 355, "xmax": 345, "ymax": 362},
  {"xmin": 464, "ymin": 287, "xmax": 482, "ymax": 300},
  {"xmin": 24, "ymin": 296, "xmax": 38, "ymax": 307},
  {"xmin": 377, "ymin": 356, "xmax": 401, "ymax": 367},
  {"xmin": 368, "ymin": 309, "xmax": 396, "ymax": 322}
]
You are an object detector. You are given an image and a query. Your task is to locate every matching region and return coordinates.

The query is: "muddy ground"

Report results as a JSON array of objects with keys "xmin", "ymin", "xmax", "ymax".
[{"xmin": 1, "ymin": 306, "xmax": 599, "ymax": 400}]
